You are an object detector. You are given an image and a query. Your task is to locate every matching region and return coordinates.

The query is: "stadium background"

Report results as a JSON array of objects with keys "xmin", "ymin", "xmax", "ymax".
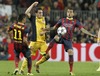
[
  {"xmin": 0, "ymin": 0, "xmax": 100, "ymax": 61},
  {"xmin": 0, "ymin": 0, "xmax": 100, "ymax": 76}
]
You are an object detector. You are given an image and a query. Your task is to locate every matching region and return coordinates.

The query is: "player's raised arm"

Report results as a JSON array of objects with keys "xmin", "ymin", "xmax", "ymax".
[{"xmin": 25, "ymin": 2, "xmax": 38, "ymax": 18}]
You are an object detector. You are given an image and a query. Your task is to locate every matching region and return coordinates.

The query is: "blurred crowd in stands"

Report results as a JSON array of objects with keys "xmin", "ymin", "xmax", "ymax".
[{"xmin": 0, "ymin": 0, "xmax": 100, "ymax": 60}]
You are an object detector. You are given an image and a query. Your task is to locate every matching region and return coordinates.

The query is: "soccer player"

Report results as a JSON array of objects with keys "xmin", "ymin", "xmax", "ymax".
[
  {"xmin": 20, "ymin": 2, "xmax": 50, "ymax": 74},
  {"xmin": 44, "ymin": 7, "xmax": 97, "ymax": 75},
  {"xmin": 96, "ymin": 28, "xmax": 100, "ymax": 71},
  {"xmin": 8, "ymin": 14, "xmax": 33, "ymax": 75}
]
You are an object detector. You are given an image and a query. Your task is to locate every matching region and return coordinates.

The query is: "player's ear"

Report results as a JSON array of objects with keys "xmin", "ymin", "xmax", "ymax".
[{"xmin": 73, "ymin": 11, "xmax": 75, "ymax": 16}]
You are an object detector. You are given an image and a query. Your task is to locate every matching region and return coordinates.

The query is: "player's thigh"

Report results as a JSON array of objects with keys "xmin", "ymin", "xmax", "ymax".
[
  {"xmin": 40, "ymin": 42, "xmax": 48, "ymax": 55},
  {"xmin": 22, "ymin": 49, "xmax": 31, "ymax": 58},
  {"xmin": 29, "ymin": 41, "xmax": 40, "ymax": 55},
  {"xmin": 14, "ymin": 50, "xmax": 20, "ymax": 57},
  {"xmin": 63, "ymin": 39, "xmax": 73, "ymax": 52}
]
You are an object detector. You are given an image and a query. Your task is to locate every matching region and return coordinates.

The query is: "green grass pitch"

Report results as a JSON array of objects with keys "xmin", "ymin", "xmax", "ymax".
[{"xmin": 0, "ymin": 61, "xmax": 100, "ymax": 76}]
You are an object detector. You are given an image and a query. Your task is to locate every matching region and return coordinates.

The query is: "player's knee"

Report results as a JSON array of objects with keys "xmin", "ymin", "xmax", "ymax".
[{"xmin": 68, "ymin": 49, "xmax": 73, "ymax": 55}]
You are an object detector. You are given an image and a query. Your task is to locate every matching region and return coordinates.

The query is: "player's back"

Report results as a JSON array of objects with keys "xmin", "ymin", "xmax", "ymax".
[
  {"xmin": 11, "ymin": 23, "xmax": 28, "ymax": 51},
  {"xmin": 12, "ymin": 23, "xmax": 25, "ymax": 42}
]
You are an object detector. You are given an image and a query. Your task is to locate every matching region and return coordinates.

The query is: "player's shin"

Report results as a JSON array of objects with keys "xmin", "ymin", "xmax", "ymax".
[
  {"xmin": 36, "ymin": 54, "xmax": 50, "ymax": 65},
  {"xmin": 15, "ymin": 56, "xmax": 20, "ymax": 69},
  {"xmin": 69, "ymin": 55, "xmax": 73, "ymax": 72},
  {"xmin": 27, "ymin": 57, "xmax": 32, "ymax": 73},
  {"xmin": 20, "ymin": 58, "xmax": 27, "ymax": 71}
]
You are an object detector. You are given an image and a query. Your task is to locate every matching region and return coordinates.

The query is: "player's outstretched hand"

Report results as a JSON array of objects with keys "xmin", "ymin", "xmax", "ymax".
[
  {"xmin": 91, "ymin": 34, "xmax": 97, "ymax": 38},
  {"xmin": 41, "ymin": 28, "xmax": 49, "ymax": 31},
  {"xmin": 33, "ymin": 2, "xmax": 38, "ymax": 6}
]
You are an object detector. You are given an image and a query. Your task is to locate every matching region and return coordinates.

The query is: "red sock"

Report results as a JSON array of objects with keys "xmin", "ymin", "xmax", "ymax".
[
  {"xmin": 46, "ymin": 39, "xmax": 55, "ymax": 53},
  {"xmin": 15, "ymin": 56, "xmax": 19, "ymax": 68},
  {"xmin": 69, "ymin": 55, "xmax": 73, "ymax": 72},
  {"xmin": 27, "ymin": 57, "xmax": 32, "ymax": 73}
]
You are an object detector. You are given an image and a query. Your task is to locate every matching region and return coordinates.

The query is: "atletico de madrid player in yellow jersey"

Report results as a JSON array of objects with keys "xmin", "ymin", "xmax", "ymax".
[{"xmin": 19, "ymin": 2, "xmax": 50, "ymax": 74}]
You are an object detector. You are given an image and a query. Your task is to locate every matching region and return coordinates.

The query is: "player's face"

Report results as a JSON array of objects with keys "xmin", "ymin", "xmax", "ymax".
[
  {"xmin": 23, "ymin": 17, "xmax": 26, "ymax": 23},
  {"xmin": 36, "ymin": 10, "xmax": 43, "ymax": 18},
  {"xmin": 67, "ymin": 9, "xmax": 74, "ymax": 18}
]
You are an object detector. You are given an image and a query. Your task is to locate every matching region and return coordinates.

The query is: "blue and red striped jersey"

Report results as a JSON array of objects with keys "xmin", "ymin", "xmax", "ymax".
[
  {"xmin": 8, "ymin": 23, "xmax": 29, "ymax": 51},
  {"xmin": 55, "ymin": 18, "xmax": 83, "ymax": 40}
]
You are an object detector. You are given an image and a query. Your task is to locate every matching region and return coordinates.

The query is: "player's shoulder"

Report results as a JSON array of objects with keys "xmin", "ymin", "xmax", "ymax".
[
  {"xmin": 57, "ymin": 18, "xmax": 66, "ymax": 22},
  {"xmin": 73, "ymin": 19, "xmax": 80, "ymax": 23}
]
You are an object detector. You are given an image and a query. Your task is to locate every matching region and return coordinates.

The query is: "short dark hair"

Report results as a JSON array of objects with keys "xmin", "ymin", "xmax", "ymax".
[
  {"xmin": 67, "ymin": 7, "xmax": 74, "ymax": 10},
  {"xmin": 18, "ymin": 14, "xmax": 26, "ymax": 22},
  {"xmin": 35, "ymin": 7, "xmax": 42, "ymax": 13}
]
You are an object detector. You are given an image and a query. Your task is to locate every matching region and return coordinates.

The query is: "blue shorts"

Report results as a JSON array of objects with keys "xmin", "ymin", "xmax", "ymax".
[
  {"xmin": 14, "ymin": 49, "xmax": 31, "ymax": 58},
  {"xmin": 56, "ymin": 38, "xmax": 73, "ymax": 52}
]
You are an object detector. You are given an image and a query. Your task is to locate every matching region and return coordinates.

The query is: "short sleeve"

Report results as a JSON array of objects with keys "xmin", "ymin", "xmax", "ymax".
[
  {"xmin": 75, "ymin": 20, "xmax": 83, "ymax": 29},
  {"xmin": 29, "ymin": 15, "xmax": 35, "ymax": 21}
]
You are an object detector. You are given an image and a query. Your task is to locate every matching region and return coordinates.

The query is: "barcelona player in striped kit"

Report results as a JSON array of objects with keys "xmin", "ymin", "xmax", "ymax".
[
  {"xmin": 8, "ymin": 14, "xmax": 32, "ymax": 75},
  {"xmin": 45, "ymin": 7, "xmax": 97, "ymax": 75}
]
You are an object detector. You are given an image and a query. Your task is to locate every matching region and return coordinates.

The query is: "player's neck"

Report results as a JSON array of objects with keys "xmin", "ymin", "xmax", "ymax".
[
  {"xmin": 18, "ymin": 22, "xmax": 24, "ymax": 25},
  {"xmin": 66, "ymin": 17, "xmax": 73, "ymax": 20}
]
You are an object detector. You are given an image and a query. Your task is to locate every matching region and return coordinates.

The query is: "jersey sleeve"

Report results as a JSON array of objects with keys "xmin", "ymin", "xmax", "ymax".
[
  {"xmin": 29, "ymin": 15, "xmax": 35, "ymax": 21},
  {"xmin": 54, "ymin": 19, "xmax": 62, "ymax": 28},
  {"xmin": 75, "ymin": 20, "xmax": 83, "ymax": 29},
  {"xmin": 45, "ymin": 17, "xmax": 48, "ymax": 25}
]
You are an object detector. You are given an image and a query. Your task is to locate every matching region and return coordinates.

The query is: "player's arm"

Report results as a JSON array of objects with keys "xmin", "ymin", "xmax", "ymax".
[
  {"xmin": 81, "ymin": 28, "xmax": 96, "ymax": 37},
  {"xmin": 25, "ymin": 2, "xmax": 38, "ymax": 18},
  {"xmin": 23, "ymin": 34, "xmax": 29, "ymax": 45},
  {"xmin": 7, "ymin": 25, "xmax": 13, "ymax": 39},
  {"xmin": 76, "ymin": 20, "xmax": 97, "ymax": 37},
  {"xmin": 42, "ymin": 19, "xmax": 62, "ymax": 31}
]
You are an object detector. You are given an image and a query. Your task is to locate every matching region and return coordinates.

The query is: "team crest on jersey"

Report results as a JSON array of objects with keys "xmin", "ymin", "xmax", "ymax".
[{"xmin": 63, "ymin": 23, "xmax": 73, "ymax": 28}]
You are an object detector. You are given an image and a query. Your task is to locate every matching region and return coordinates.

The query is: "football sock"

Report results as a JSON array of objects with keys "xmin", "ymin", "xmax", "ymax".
[
  {"xmin": 27, "ymin": 57, "xmax": 32, "ymax": 73},
  {"xmin": 69, "ymin": 55, "xmax": 73, "ymax": 72},
  {"xmin": 36, "ymin": 54, "xmax": 50, "ymax": 65},
  {"xmin": 20, "ymin": 58, "xmax": 27, "ymax": 71},
  {"xmin": 15, "ymin": 56, "xmax": 20, "ymax": 69},
  {"xmin": 46, "ymin": 39, "xmax": 55, "ymax": 53}
]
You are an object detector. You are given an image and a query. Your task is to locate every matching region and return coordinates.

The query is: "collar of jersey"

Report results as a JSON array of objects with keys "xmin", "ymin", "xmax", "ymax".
[
  {"xmin": 66, "ymin": 17, "xmax": 73, "ymax": 20},
  {"xmin": 36, "ymin": 16, "xmax": 43, "ymax": 19}
]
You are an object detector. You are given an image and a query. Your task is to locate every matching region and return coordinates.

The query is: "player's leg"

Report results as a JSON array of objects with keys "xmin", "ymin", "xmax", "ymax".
[
  {"xmin": 67, "ymin": 49, "xmax": 74, "ymax": 75},
  {"xmin": 13, "ymin": 50, "xmax": 20, "ymax": 75},
  {"xmin": 23, "ymin": 49, "xmax": 33, "ymax": 75},
  {"xmin": 19, "ymin": 42, "xmax": 36, "ymax": 74},
  {"xmin": 46, "ymin": 35, "xmax": 59, "ymax": 53},
  {"xmin": 35, "ymin": 42, "xmax": 50, "ymax": 73},
  {"xmin": 63, "ymin": 39, "xmax": 74, "ymax": 75},
  {"xmin": 97, "ymin": 62, "xmax": 100, "ymax": 71},
  {"xmin": 19, "ymin": 57, "xmax": 27, "ymax": 74}
]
